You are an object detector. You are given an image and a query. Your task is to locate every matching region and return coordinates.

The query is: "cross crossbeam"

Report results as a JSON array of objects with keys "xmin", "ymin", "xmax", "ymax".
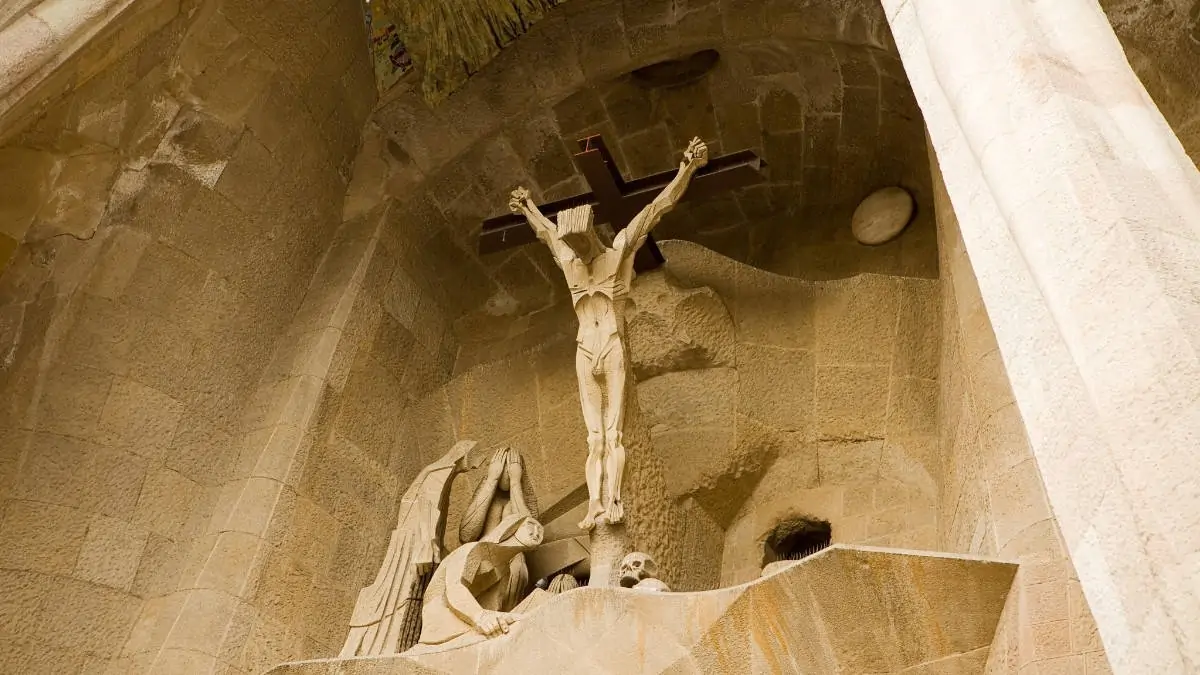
[{"xmin": 478, "ymin": 135, "xmax": 767, "ymax": 272}]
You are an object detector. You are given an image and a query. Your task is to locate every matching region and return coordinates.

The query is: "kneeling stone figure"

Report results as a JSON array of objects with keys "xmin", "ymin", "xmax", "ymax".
[{"xmin": 411, "ymin": 515, "xmax": 545, "ymax": 652}]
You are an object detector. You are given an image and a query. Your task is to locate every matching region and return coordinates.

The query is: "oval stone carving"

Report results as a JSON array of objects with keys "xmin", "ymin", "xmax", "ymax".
[{"xmin": 851, "ymin": 187, "xmax": 915, "ymax": 245}]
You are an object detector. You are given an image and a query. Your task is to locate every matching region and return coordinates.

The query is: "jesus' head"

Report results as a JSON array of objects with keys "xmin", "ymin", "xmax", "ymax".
[{"xmin": 556, "ymin": 204, "xmax": 604, "ymax": 263}]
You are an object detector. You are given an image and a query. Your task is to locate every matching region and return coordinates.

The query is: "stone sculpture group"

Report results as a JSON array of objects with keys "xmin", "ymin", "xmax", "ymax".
[
  {"xmin": 457, "ymin": 446, "xmax": 539, "ymax": 612},
  {"xmin": 341, "ymin": 137, "xmax": 709, "ymax": 655},
  {"xmin": 340, "ymin": 443, "xmax": 549, "ymax": 656}
]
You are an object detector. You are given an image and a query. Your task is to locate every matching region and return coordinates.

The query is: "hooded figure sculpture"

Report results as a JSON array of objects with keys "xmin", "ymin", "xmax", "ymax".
[
  {"xmin": 458, "ymin": 446, "xmax": 539, "ymax": 612},
  {"xmin": 413, "ymin": 514, "xmax": 545, "ymax": 651}
]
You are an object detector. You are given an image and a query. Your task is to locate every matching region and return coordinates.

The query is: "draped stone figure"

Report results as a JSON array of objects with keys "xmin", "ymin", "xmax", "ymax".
[
  {"xmin": 412, "ymin": 514, "xmax": 545, "ymax": 652},
  {"xmin": 340, "ymin": 441, "xmax": 476, "ymax": 657},
  {"xmin": 458, "ymin": 446, "xmax": 539, "ymax": 612},
  {"xmin": 509, "ymin": 137, "xmax": 709, "ymax": 531}
]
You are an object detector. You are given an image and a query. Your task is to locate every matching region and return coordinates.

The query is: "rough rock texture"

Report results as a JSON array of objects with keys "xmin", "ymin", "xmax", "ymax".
[
  {"xmin": 267, "ymin": 546, "xmax": 1018, "ymax": 674},
  {"xmin": 625, "ymin": 272, "xmax": 734, "ymax": 381}
]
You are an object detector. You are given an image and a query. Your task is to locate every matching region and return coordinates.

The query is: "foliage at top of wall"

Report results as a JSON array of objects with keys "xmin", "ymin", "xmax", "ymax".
[{"xmin": 382, "ymin": 0, "xmax": 564, "ymax": 103}]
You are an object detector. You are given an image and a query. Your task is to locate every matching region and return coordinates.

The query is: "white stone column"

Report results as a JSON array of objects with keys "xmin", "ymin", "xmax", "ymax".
[
  {"xmin": 0, "ymin": 0, "xmax": 131, "ymax": 107},
  {"xmin": 883, "ymin": 0, "xmax": 1200, "ymax": 672}
]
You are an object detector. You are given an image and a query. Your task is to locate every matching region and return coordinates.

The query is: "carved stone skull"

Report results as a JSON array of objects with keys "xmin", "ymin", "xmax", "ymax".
[{"xmin": 619, "ymin": 552, "xmax": 659, "ymax": 588}]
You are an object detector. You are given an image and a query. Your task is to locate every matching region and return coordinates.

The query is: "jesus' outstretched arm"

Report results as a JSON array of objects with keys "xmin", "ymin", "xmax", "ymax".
[
  {"xmin": 510, "ymin": 186, "xmax": 575, "ymax": 264},
  {"xmin": 614, "ymin": 137, "xmax": 709, "ymax": 252}
]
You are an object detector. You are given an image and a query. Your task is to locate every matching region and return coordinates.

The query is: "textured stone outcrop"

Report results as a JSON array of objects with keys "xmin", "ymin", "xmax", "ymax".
[
  {"xmin": 637, "ymin": 369, "xmax": 782, "ymax": 529},
  {"xmin": 626, "ymin": 270, "xmax": 735, "ymax": 381}
]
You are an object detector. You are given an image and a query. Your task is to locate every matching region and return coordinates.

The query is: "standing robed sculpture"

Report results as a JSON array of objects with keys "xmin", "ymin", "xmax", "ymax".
[
  {"xmin": 340, "ymin": 441, "xmax": 476, "ymax": 656},
  {"xmin": 340, "ymin": 443, "xmax": 540, "ymax": 656},
  {"xmin": 509, "ymin": 137, "xmax": 709, "ymax": 530}
]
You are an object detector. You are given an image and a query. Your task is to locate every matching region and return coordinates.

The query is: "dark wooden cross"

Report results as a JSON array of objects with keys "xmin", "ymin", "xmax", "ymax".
[{"xmin": 478, "ymin": 135, "xmax": 768, "ymax": 272}]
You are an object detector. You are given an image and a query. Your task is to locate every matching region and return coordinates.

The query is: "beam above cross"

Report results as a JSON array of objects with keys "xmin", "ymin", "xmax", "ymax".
[{"xmin": 478, "ymin": 135, "xmax": 768, "ymax": 272}]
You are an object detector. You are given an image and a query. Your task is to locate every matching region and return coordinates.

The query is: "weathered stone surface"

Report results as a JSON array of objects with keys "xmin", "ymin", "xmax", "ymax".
[
  {"xmin": 73, "ymin": 515, "xmax": 148, "ymax": 591},
  {"xmin": 0, "ymin": 147, "xmax": 58, "ymax": 240},
  {"xmin": 626, "ymin": 271, "xmax": 735, "ymax": 380},
  {"xmin": 638, "ymin": 367, "xmax": 735, "ymax": 432},
  {"xmin": 736, "ymin": 342, "xmax": 813, "ymax": 432},
  {"xmin": 637, "ymin": 367, "xmax": 739, "ymax": 501},
  {"xmin": 30, "ymin": 150, "xmax": 120, "ymax": 239},
  {"xmin": 680, "ymin": 415, "xmax": 783, "ymax": 528},
  {"xmin": 0, "ymin": 0, "xmax": 380, "ymax": 669}
]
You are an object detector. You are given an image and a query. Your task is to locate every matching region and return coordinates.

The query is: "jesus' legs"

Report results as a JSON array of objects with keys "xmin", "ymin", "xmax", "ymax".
[
  {"xmin": 600, "ymin": 339, "xmax": 628, "ymax": 523},
  {"xmin": 575, "ymin": 347, "xmax": 606, "ymax": 531}
]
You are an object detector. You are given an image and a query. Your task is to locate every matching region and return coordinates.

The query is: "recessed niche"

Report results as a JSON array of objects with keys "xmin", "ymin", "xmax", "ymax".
[
  {"xmin": 762, "ymin": 517, "xmax": 833, "ymax": 567},
  {"xmin": 630, "ymin": 49, "xmax": 721, "ymax": 89}
]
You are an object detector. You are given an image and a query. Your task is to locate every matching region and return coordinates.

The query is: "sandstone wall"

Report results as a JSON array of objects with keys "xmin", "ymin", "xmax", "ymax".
[
  {"xmin": 354, "ymin": 0, "xmax": 937, "ymax": 358},
  {"xmin": 0, "ymin": 0, "xmax": 374, "ymax": 672},
  {"xmin": 0, "ymin": 0, "xmax": 182, "ymax": 145},
  {"xmin": 234, "ymin": 173, "xmax": 462, "ymax": 666},
  {"xmin": 930, "ymin": 147, "xmax": 1111, "ymax": 673},
  {"xmin": 533, "ymin": 40, "xmax": 939, "ymax": 281},
  {"xmin": 658, "ymin": 243, "xmax": 941, "ymax": 586}
]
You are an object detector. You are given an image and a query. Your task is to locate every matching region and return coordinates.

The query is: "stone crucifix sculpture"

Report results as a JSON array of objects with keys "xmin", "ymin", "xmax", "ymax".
[{"xmin": 508, "ymin": 137, "xmax": 710, "ymax": 531}]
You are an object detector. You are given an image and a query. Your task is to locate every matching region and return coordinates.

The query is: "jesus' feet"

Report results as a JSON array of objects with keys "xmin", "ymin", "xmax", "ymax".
[
  {"xmin": 578, "ymin": 499, "xmax": 606, "ymax": 530},
  {"xmin": 604, "ymin": 499, "xmax": 624, "ymax": 524}
]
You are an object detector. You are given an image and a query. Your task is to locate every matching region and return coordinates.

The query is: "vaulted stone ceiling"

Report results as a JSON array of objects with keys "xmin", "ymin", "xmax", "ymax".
[{"xmin": 361, "ymin": 0, "xmax": 938, "ymax": 327}]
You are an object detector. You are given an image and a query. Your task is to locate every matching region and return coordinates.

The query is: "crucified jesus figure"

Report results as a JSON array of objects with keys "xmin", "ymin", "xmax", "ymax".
[{"xmin": 509, "ymin": 137, "xmax": 709, "ymax": 531}]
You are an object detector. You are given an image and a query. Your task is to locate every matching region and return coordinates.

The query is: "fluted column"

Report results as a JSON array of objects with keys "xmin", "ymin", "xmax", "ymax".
[{"xmin": 884, "ymin": 0, "xmax": 1200, "ymax": 672}]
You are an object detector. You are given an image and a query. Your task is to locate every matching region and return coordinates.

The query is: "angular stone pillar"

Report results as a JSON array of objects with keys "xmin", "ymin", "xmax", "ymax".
[{"xmin": 883, "ymin": 1, "xmax": 1200, "ymax": 672}]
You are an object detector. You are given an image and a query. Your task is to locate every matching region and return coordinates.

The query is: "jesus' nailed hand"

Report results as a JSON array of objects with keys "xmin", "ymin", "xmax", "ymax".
[{"xmin": 507, "ymin": 137, "xmax": 709, "ymax": 531}]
